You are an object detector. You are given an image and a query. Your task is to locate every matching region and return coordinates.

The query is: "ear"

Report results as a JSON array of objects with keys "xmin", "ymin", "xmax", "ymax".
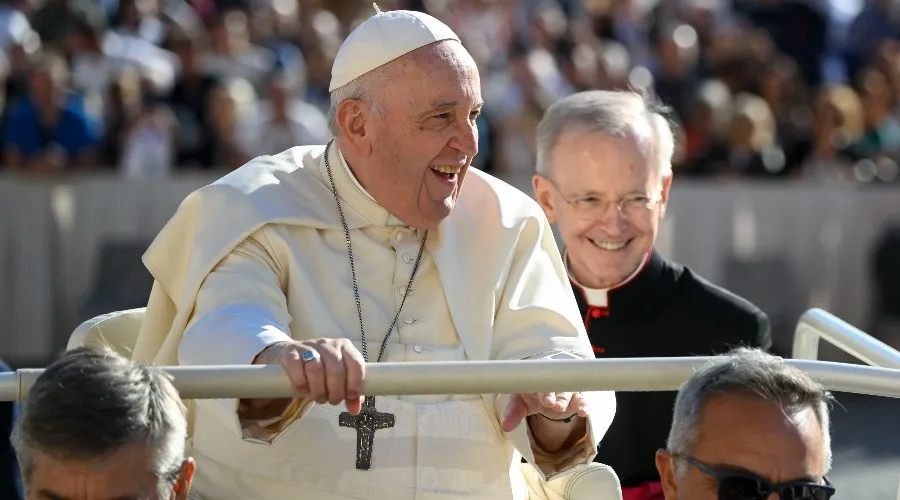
[
  {"xmin": 658, "ymin": 173, "xmax": 673, "ymax": 219},
  {"xmin": 335, "ymin": 99, "xmax": 374, "ymax": 155},
  {"xmin": 656, "ymin": 449, "xmax": 679, "ymax": 500},
  {"xmin": 174, "ymin": 458, "xmax": 196, "ymax": 500},
  {"xmin": 532, "ymin": 175, "xmax": 558, "ymax": 224}
]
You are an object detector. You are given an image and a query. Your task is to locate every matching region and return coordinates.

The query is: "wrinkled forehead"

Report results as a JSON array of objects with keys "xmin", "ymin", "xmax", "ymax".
[
  {"xmin": 29, "ymin": 446, "xmax": 161, "ymax": 500},
  {"xmin": 549, "ymin": 127, "xmax": 660, "ymax": 189},
  {"xmin": 693, "ymin": 394, "xmax": 828, "ymax": 480}
]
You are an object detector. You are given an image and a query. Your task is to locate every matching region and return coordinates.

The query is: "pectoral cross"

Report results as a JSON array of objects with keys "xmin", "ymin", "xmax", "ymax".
[{"xmin": 339, "ymin": 396, "xmax": 395, "ymax": 470}]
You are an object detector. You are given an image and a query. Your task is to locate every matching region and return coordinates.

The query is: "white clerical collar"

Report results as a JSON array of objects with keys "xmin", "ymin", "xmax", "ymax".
[
  {"xmin": 337, "ymin": 147, "xmax": 377, "ymax": 203},
  {"xmin": 566, "ymin": 251, "xmax": 651, "ymax": 307}
]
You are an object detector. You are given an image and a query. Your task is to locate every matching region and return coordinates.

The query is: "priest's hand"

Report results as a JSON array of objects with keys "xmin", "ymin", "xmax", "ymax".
[{"xmin": 243, "ymin": 339, "xmax": 366, "ymax": 418}]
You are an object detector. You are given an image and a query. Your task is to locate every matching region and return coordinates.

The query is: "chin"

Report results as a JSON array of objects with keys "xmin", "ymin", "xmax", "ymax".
[{"xmin": 431, "ymin": 199, "xmax": 455, "ymax": 224}]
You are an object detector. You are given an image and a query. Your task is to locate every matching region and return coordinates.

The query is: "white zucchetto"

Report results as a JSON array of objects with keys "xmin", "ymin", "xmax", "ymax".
[{"xmin": 329, "ymin": 4, "xmax": 460, "ymax": 92}]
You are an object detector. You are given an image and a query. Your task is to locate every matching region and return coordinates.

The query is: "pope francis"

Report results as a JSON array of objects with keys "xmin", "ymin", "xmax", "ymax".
[{"xmin": 130, "ymin": 6, "xmax": 615, "ymax": 500}]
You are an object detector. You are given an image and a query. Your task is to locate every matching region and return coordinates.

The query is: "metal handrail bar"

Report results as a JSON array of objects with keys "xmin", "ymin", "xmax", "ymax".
[
  {"xmin": 3, "ymin": 357, "xmax": 900, "ymax": 402},
  {"xmin": 792, "ymin": 308, "xmax": 900, "ymax": 368},
  {"xmin": 791, "ymin": 309, "xmax": 900, "ymax": 500}
]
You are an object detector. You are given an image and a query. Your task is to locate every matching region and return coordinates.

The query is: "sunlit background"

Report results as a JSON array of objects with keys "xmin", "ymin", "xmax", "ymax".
[{"xmin": 0, "ymin": 0, "xmax": 899, "ymax": 496}]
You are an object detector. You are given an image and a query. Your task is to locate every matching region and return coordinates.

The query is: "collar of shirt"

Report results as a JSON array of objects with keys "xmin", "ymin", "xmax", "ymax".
[
  {"xmin": 566, "ymin": 250, "xmax": 652, "ymax": 308},
  {"xmin": 327, "ymin": 144, "xmax": 414, "ymax": 230}
]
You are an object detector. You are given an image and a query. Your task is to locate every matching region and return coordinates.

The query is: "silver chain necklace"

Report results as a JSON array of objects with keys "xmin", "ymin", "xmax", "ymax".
[
  {"xmin": 323, "ymin": 139, "xmax": 428, "ymax": 363},
  {"xmin": 324, "ymin": 140, "xmax": 428, "ymax": 470}
]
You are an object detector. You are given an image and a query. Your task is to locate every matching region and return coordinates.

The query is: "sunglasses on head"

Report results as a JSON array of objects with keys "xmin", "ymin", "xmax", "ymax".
[{"xmin": 673, "ymin": 453, "xmax": 836, "ymax": 500}]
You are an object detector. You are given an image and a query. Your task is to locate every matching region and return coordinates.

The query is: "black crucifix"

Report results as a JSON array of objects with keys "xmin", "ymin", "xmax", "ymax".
[{"xmin": 339, "ymin": 396, "xmax": 395, "ymax": 470}]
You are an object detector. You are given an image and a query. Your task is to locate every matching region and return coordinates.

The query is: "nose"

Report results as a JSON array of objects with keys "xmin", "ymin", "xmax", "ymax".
[
  {"xmin": 595, "ymin": 200, "xmax": 629, "ymax": 235},
  {"xmin": 449, "ymin": 118, "xmax": 479, "ymax": 159}
]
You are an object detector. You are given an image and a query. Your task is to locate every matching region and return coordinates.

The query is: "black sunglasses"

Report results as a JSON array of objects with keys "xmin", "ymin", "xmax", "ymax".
[{"xmin": 673, "ymin": 453, "xmax": 836, "ymax": 500}]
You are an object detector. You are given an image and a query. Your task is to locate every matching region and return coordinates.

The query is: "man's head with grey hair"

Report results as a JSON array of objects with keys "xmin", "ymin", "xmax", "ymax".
[
  {"xmin": 12, "ymin": 346, "xmax": 195, "ymax": 500},
  {"xmin": 655, "ymin": 347, "xmax": 835, "ymax": 500},
  {"xmin": 534, "ymin": 89, "xmax": 675, "ymax": 179},
  {"xmin": 532, "ymin": 89, "xmax": 676, "ymax": 290}
]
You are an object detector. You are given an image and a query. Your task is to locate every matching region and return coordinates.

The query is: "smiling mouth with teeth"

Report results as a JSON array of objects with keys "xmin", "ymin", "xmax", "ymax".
[
  {"xmin": 590, "ymin": 239, "xmax": 629, "ymax": 251},
  {"xmin": 430, "ymin": 165, "xmax": 462, "ymax": 175}
]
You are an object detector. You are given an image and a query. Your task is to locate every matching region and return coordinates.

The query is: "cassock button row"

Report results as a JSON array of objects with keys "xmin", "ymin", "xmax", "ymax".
[
  {"xmin": 402, "ymin": 254, "xmax": 412, "ymax": 264},
  {"xmin": 413, "ymin": 344, "xmax": 423, "ymax": 353}
]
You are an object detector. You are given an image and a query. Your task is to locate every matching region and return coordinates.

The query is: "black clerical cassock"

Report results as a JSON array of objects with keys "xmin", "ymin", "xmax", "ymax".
[{"xmin": 571, "ymin": 249, "xmax": 772, "ymax": 491}]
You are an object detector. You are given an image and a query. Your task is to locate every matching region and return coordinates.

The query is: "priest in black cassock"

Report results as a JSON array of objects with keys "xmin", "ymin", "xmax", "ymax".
[{"xmin": 532, "ymin": 90, "xmax": 772, "ymax": 500}]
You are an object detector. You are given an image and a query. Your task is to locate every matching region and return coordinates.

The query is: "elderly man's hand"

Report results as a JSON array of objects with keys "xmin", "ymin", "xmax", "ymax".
[
  {"xmin": 501, "ymin": 392, "xmax": 590, "ymax": 432},
  {"xmin": 242, "ymin": 339, "xmax": 366, "ymax": 418}
]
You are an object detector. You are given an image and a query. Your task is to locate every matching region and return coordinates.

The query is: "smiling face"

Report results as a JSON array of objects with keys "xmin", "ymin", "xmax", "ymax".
[
  {"xmin": 656, "ymin": 393, "xmax": 829, "ymax": 500},
  {"xmin": 336, "ymin": 40, "xmax": 482, "ymax": 229},
  {"xmin": 533, "ymin": 128, "xmax": 671, "ymax": 289}
]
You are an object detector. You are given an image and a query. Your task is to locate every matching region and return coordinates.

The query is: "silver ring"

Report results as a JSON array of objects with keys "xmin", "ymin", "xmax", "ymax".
[{"xmin": 301, "ymin": 349, "xmax": 321, "ymax": 362}]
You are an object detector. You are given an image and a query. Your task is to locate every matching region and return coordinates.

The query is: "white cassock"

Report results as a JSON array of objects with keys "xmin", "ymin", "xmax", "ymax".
[{"xmin": 131, "ymin": 144, "xmax": 616, "ymax": 499}]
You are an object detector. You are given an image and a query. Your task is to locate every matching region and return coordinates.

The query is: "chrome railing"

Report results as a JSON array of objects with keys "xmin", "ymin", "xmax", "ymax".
[
  {"xmin": 2, "ymin": 356, "xmax": 900, "ymax": 402},
  {"xmin": 791, "ymin": 308, "xmax": 900, "ymax": 500},
  {"xmin": 1, "ymin": 308, "xmax": 897, "ymax": 404},
  {"xmin": 1, "ymin": 307, "xmax": 897, "ymax": 499},
  {"xmin": 793, "ymin": 308, "xmax": 900, "ymax": 368}
]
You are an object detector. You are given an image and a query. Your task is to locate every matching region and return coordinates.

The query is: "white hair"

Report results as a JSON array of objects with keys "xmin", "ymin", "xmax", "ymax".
[
  {"xmin": 327, "ymin": 67, "xmax": 390, "ymax": 137},
  {"xmin": 666, "ymin": 347, "xmax": 834, "ymax": 477},
  {"xmin": 12, "ymin": 346, "xmax": 188, "ymax": 497},
  {"xmin": 535, "ymin": 90, "xmax": 675, "ymax": 184}
]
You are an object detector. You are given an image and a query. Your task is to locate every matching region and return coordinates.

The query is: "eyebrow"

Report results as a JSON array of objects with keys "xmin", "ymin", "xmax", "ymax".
[{"xmin": 421, "ymin": 100, "xmax": 485, "ymax": 115}]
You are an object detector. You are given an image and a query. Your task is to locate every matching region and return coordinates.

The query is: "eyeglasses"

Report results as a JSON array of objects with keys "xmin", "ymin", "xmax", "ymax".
[
  {"xmin": 673, "ymin": 453, "xmax": 836, "ymax": 500},
  {"xmin": 541, "ymin": 176, "xmax": 660, "ymax": 220}
]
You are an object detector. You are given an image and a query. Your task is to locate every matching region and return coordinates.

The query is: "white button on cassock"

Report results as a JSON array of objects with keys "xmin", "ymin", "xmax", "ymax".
[
  {"xmin": 402, "ymin": 254, "xmax": 412, "ymax": 264},
  {"xmin": 404, "ymin": 316, "xmax": 415, "ymax": 324},
  {"xmin": 413, "ymin": 344, "xmax": 423, "ymax": 353}
]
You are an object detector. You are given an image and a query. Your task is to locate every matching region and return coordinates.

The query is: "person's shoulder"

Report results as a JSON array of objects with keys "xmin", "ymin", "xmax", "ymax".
[
  {"xmin": 459, "ymin": 168, "xmax": 546, "ymax": 223},
  {"xmin": 205, "ymin": 145, "xmax": 327, "ymax": 195},
  {"xmin": 678, "ymin": 265, "xmax": 765, "ymax": 316},
  {"xmin": 676, "ymin": 263, "xmax": 771, "ymax": 346},
  {"xmin": 4, "ymin": 97, "xmax": 35, "ymax": 120},
  {"xmin": 180, "ymin": 144, "xmax": 334, "ymax": 221}
]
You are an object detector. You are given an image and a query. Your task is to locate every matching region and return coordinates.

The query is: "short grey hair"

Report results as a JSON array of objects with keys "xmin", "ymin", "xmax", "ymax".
[
  {"xmin": 667, "ymin": 347, "xmax": 834, "ymax": 476},
  {"xmin": 535, "ymin": 90, "xmax": 676, "ymax": 183},
  {"xmin": 327, "ymin": 67, "xmax": 390, "ymax": 137},
  {"xmin": 12, "ymin": 346, "xmax": 188, "ymax": 497}
]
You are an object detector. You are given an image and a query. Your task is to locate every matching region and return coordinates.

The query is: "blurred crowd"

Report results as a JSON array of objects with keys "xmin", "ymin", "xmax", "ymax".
[{"xmin": 1, "ymin": 0, "xmax": 900, "ymax": 183}]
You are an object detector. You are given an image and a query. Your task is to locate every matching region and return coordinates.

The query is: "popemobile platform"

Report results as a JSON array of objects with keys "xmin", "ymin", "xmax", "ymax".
[{"xmin": 2, "ymin": 307, "xmax": 899, "ymax": 500}]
